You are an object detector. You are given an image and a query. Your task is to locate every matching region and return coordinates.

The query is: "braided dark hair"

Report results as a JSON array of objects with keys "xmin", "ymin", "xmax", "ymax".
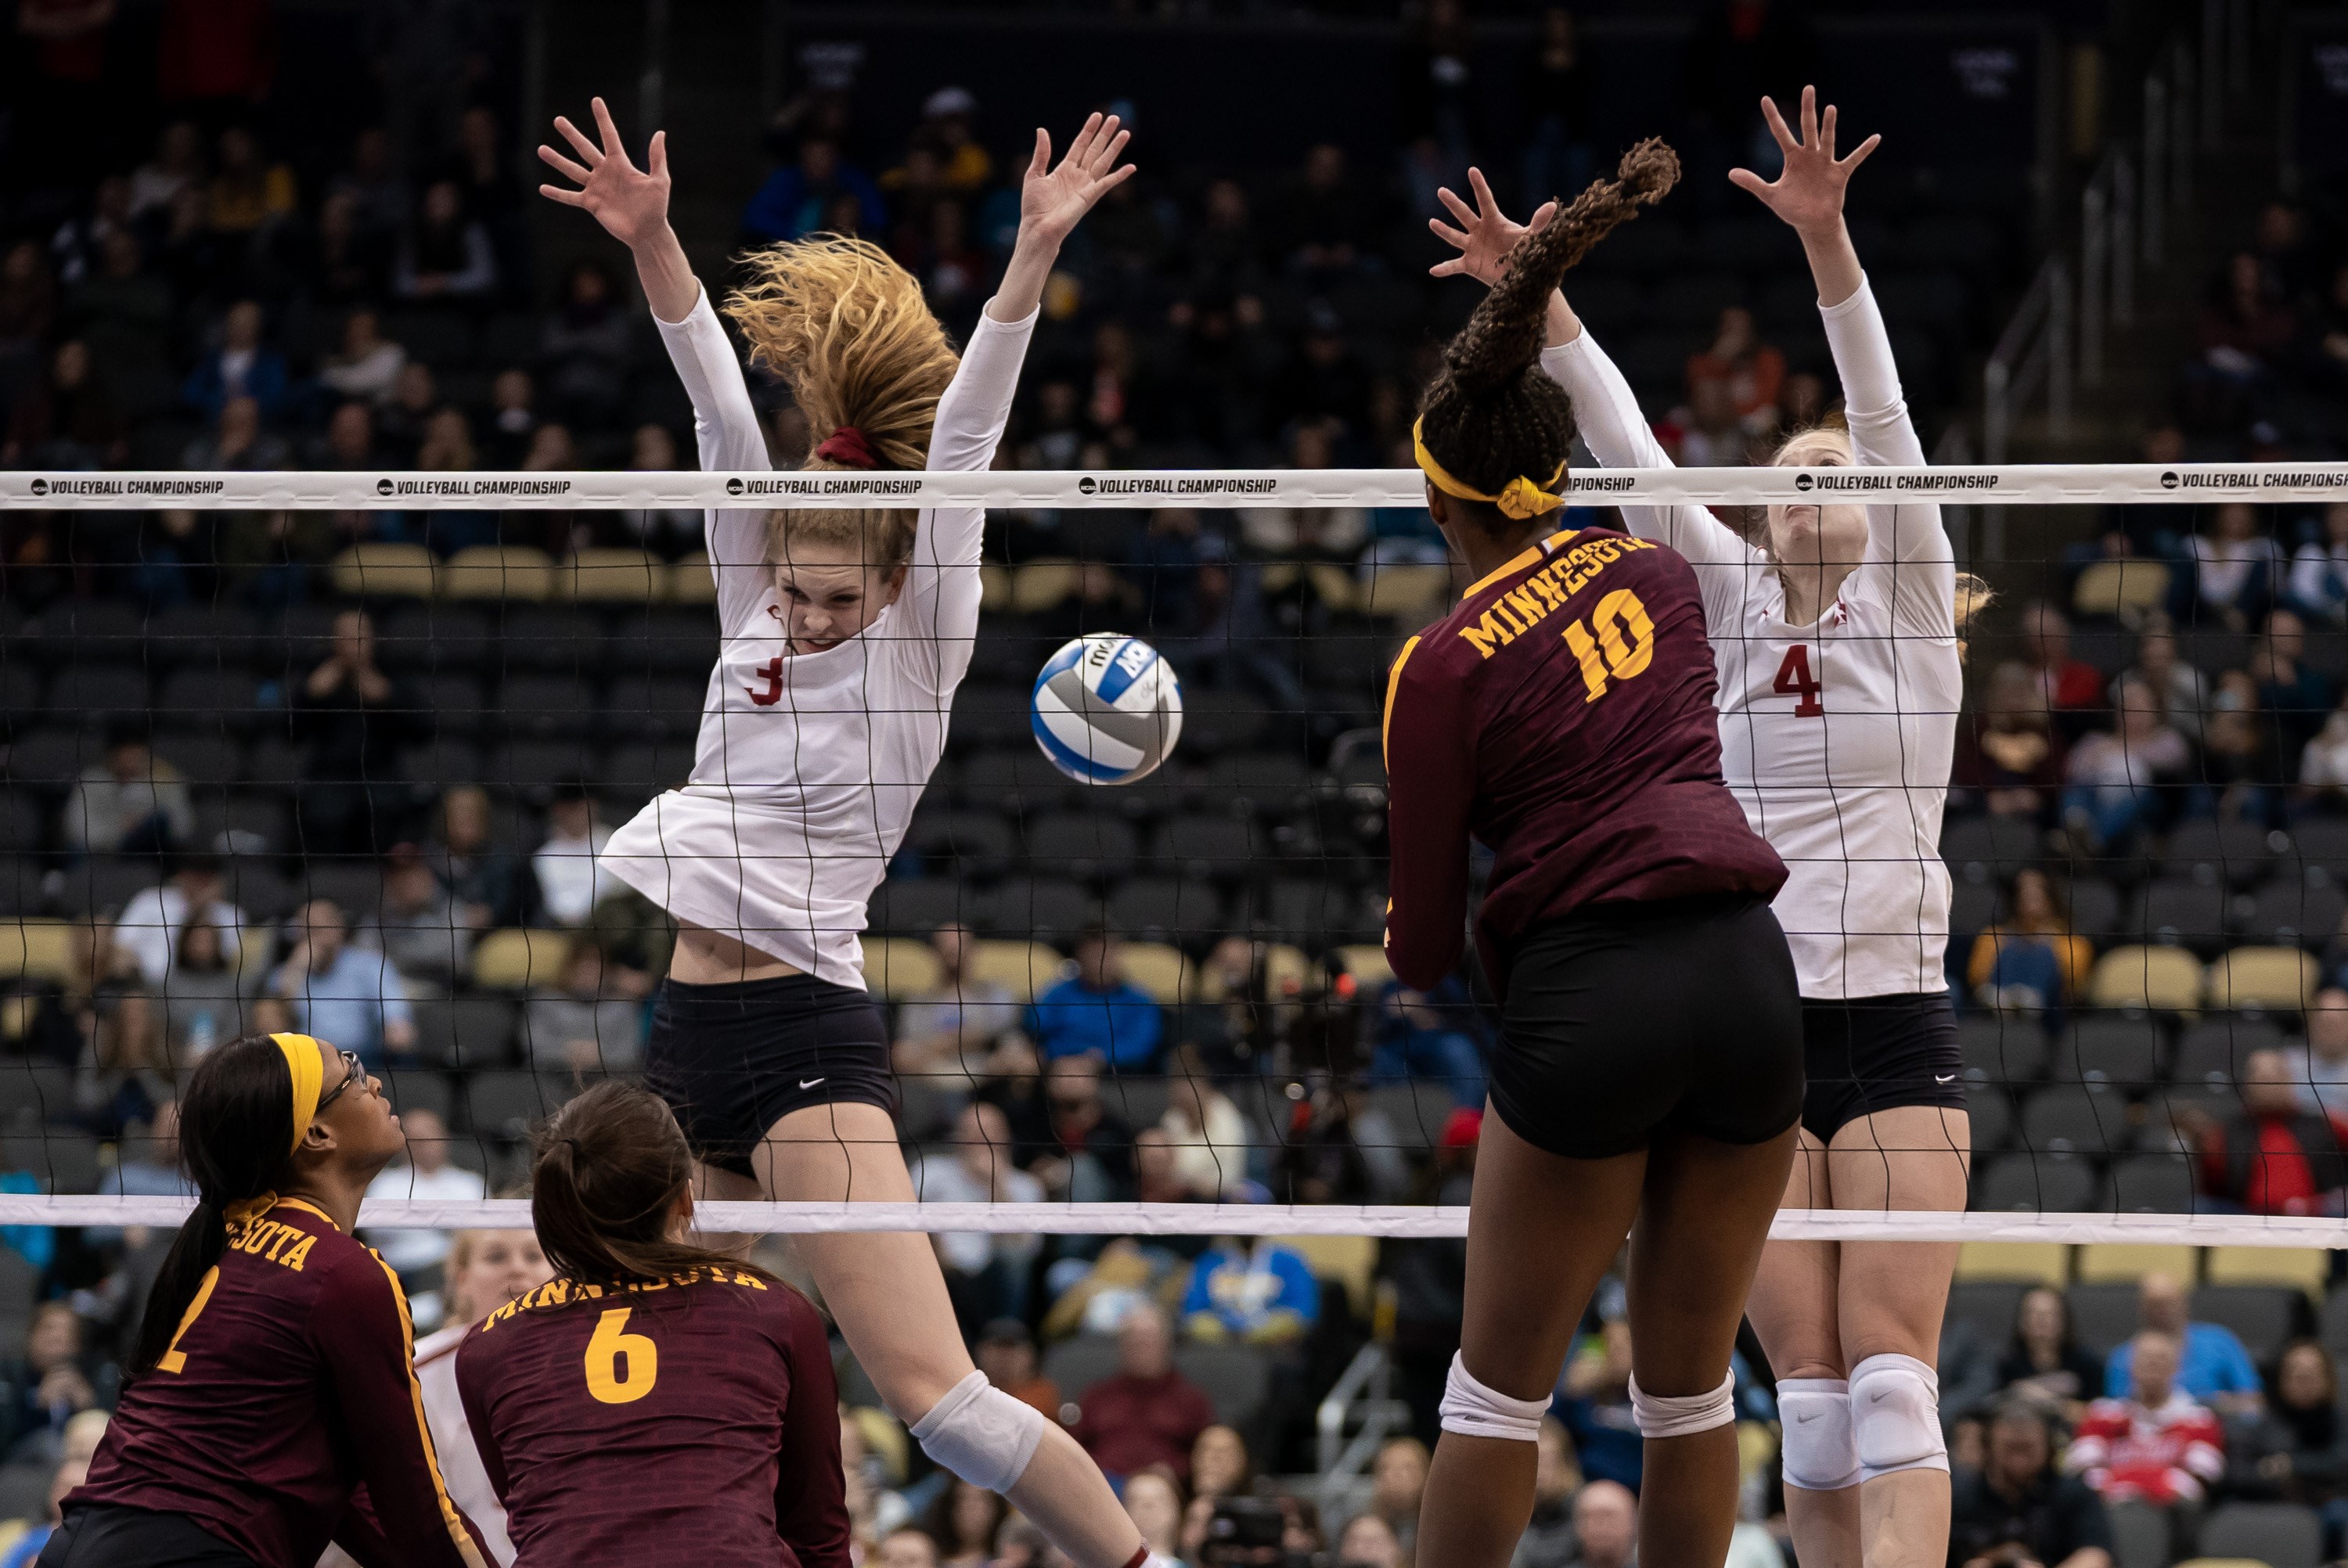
[{"xmin": 1417, "ymin": 140, "xmax": 1680, "ymax": 524}]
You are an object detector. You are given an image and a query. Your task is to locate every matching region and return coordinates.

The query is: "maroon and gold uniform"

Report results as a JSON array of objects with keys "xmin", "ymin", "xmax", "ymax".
[
  {"xmin": 455, "ymin": 1268, "xmax": 848, "ymax": 1568},
  {"xmin": 1382, "ymin": 523, "xmax": 1785, "ymax": 991},
  {"xmin": 68, "ymin": 1197, "xmax": 488, "ymax": 1568}
]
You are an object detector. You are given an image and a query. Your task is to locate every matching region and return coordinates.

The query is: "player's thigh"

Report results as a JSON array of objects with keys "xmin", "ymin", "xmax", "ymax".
[
  {"xmin": 1626, "ymin": 1124, "xmax": 1800, "ymax": 1396},
  {"xmin": 1745, "ymin": 1127, "xmax": 1846, "ymax": 1380},
  {"xmin": 1457, "ymin": 1111, "xmax": 1648, "ymax": 1400},
  {"xmin": 755, "ymin": 1100, "xmax": 974, "ymax": 1415},
  {"xmin": 1827, "ymin": 1106, "xmax": 1971, "ymax": 1366}
]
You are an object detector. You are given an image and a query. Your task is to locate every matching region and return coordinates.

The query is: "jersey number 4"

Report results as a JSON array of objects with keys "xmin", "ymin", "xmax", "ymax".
[
  {"xmin": 1559, "ymin": 588, "xmax": 1657, "ymax": 703},
  {"xmin": 1773, "ymin": 646, "xmax": 1825, "ymax": 716},
  {"xmin": 585, "ymin": 1307, "xmax": 659, "ymax": 1404}
]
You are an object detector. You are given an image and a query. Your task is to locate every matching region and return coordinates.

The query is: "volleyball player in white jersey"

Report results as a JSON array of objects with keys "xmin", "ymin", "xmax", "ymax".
[
  {"xmin": 1431, "ymin": 90, "xmax": 1970, "ymax": 1568},
  {"xmin": 535, "ymin": 100, "xmax": 1161, "ymax": 1568}
]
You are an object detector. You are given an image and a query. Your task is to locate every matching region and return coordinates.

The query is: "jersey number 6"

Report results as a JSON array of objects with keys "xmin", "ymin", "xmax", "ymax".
[
  {"xmin": 1560, "ymin": 588, "xmax": 1657, "ymax": 704},
  {"xmin": 585, "ymin": 1307, "xmax": 659, "ymax": 1404}
]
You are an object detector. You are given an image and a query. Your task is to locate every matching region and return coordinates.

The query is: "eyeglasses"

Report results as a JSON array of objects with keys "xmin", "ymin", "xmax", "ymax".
[{"xmin": 314, "ymin": 1048, "xmax": 369, "ymax": 1114}]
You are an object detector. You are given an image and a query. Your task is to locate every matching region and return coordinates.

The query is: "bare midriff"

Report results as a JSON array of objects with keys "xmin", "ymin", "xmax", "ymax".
[{"xmin": 670, "ymin": 919, "xmax": 805, "ymax": 985}]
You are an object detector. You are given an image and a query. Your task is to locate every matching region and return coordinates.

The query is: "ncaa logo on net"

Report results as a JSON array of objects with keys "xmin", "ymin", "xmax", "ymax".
[
  {"xmin": 726, "ymin": 477, "xmax": 744, "ymax": 495},
  {"xmin": 1794, "ymin": 472, "xmax": 1815, "ymax": 492},
  {"xmin": 1078, "ymin": 476, "xmax": 1098, "ymax": 494},
  {"xmin": 2161, "ymin": 471, "xmax": 2181, "ymax": 489},
  {"xmin": 27, "ymin": 478, "xmax": 46, "ymax": 497},
  {"xmin": 376, "ymin": 477, "xmax": 395, "ymax": 496}
]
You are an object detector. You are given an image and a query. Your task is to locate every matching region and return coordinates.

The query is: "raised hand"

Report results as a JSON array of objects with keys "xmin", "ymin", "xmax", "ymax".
[
  {"xmin": 1427, "ymin": 167, "xmax": 1558, "ymax": 286},
  {"xmin": 1017, "ymin": 112, "xmax": 1136, "ymax": 248},
  {"xmin": 1729, "ymin": 85, "xmax": 1879, "ymax": 238},
  {"xmin": 538, "ymin": 96, "xmax": 672, "ymax": 252}
]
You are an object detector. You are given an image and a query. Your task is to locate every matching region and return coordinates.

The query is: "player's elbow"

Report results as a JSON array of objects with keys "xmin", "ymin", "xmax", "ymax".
[{"xmin": 1384, "ymin": 926, "xmax": 1458, "ymax": 993}]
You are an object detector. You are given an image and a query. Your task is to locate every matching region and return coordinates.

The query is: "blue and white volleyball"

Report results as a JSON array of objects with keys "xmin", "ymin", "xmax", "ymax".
[{"xmin": 1030, "ymin": 635, "xmax": 1183, "ymax": 785}]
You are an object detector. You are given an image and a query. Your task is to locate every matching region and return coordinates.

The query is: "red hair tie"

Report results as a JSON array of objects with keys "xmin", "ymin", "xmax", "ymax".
[{"xmin": 813, "ymin": 426, "xmax": 880, "ymax": 469}]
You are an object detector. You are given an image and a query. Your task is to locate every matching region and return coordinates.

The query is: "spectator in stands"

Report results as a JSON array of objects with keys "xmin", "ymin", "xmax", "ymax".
[
  {"xmin": 617, "ymin": 423, "xmax": 702, "ymax": 559},
  {"xmin": 203, "ymin": 126, "xmax": 294, "ymax": 236},
  {"xmin": 267, "ymin": 897, "xmax": 416, "ymax": 1066},
  {"xmin": 531, "ymin": 782, "xmax": 617, "ymax": 929},
  {"xmin": 1950, "ymin": 1400, "xmax": 2114, "ymax": 1568},
  {"xmin": 1276, "ymin": 1077, "xmax": 1399, "ymax": 1207},
  {"xmin": 113, "ymin": 852, "xmax": 247, "ymax": 987},
  {"xmin": 366, "ymin": 845, "xmax": 470, "ymax": 995},
  {"xmin": 312, "ymin": 400, "xmax": 377, "ymax": 470},
  {"xmin": 128, "ymin": 120, "xmax": 200, "ymax": 219},
  {"xmin": 360, "ymin": 1106, "xmax": 484, "ymax": 1296},
  {"xmin": 2256, "ymin": 607, "xmax": 2339, "ymax": 757},
  {"xmin": 974, "ymin": 1318, "xmax": 1060, "ymax": 1418},
  {"xmin": 430, "ymin": 784, "xmax": 523, "ymax": 930},
  {"xmin": 1337, "ymin": 1515, "xmax": 1403, "ymax": 1568},
  {"xmin": 484, "ymin": 367, "xmax": 538, "ymax": 466},
  {"xmin": 87, "ymin": 1099, "xmax": 193, "ymax": 1250},
  {"xmin": 1190, "ymin": 1423, "xmax": 1251, "ymax": 1503},
  {"xmin": 294, "ymin": 608, "xmax": 425, "ymax": 854},
  {"xmin": 1028, "ymin": 930, "xmax": 1163, "ymax": 1070},
  {"xmin": 2060, "ymin": 674, "xmax": 2189, "ymax": 852},
  {"xmin": 2289, "ymin": 505, "xmax": 2348, "ymax": 627},
  {"xmin": 1557, "ymin": 1277, "xmax": 1639, "ymax": 1491},
  {"xmin": 182, "ymin": 394, "xmax": 287, "ymax": 471},
  {"xmin": 910, "ymin": 1100, "xmax": 1043, "ymax": 1332},
  {"xmin": 2291, "ymin": 988, "xmax": 2348, "ymax": 1119},
  {"xmin": 1685, "ymin": 306, "xmax": 1785, "ymax": 427},
  {"xmin": 1518, "ymin": 7, "xmax": 1594, "ymax": 201},
  {"xmin": 2202, "ymin": 667, "xmax": 2278, "ymax": 811},
  {"xmin": 395, "ymin": 178, "xmax": 495, "ymax": 301},
  {"xmin": 2183, "ymin": 503, "xmax": 2283, "ymax": 631},
  {"xmin": 1180, "ymin": 1236, "xmax": 1318, "ymax": 1346},
  {"xmin": 1558, "ymin": 1480, "xmax": 1636, "ymax": 1568},
  {"xmin": 1672, "ymin": 375, "xmax": 1748, "ymax": 468},
  {"xmin": 318, "ymin": 308, "xmax": 406, "ymax": 405},
  {"xmin": 1028, "ymin": 1053, "xmax": 1136, "ymax": 1201},
  {"xmin": 2, "ymin": 340, "xmax": 125, "ymax": 469},
  {"xmin": 2104, "ymin": 1272, "xmax": 2263, "ymax": 1416},
  {"xmin": 1159, "ymin": 1048, "xmax": 1255, "ymax": 1202},
  {"xmin": 742, "ymin": 135, "xmax": 886, "ymax": 243},
  {"xmin": 1070, "ymin": 1303, "xmax": 1217, "ymax": 1483},
  {"xmin": 877, "ymin": 1529, "xmax": 937, "ymax": 1568},
  {"xmin": 376, "ymin": 360, "xmax": 438, "ymax": 462},
  {"xmin": 2069, "ymin": 1329, "xmax": 2225, "ymax": 1521},
  {"xmin": 891, "ymin": 922, "xmax": 1020, "ymax": 1080},
  {"xmin": 60, "ymin": 724, "xmax": 191, "ymax": 858},
  {"xmin": 180, "ymin": 298, "xmax": 286, "ymax": 421},
  {"xmin": 924, "ymin": 1480, "xmax": 1008, "ymax": 1568},
  {"xmin": 2194, "ymin": 1046, "xmax": 2348, "ymax": 1217},
  {"xmin": 1952, "ymin": 660, "xmax": 2065, "ymax": 821},
  {"xmin": 1121, "ymin": 1470, "xmax": 1182, "ymax": 1563},
  {"xmin": 521, "ymin": 937, "xmax": 643, "ymax": 1074},
  {"xmin": 2124, "ymin": 616, "xmax": 2208, "ymax": 746},
  {"xmin": 1965, "ymin": 869, "xmax": 2094, "ymax": 1018},
  {"xmin": 160, "ymin": 919, "xmax": 244, "ymax": 1063},
  {"xmin": 1368, "ymin": 971, "xmax": 1488, "ymax": 1106},
  {"xmin": 1509, "ymin": 1418, "xmax": 1582, "ymax": 1568},
  {"xmin": 2224, "ymin": 1338, "xmax": 2348, "ymax": 1542},
  {"xmin": 0, "ymin": 1304, "xmax": 108, "ymax": 1462},
  {"xmin": 540, "ymin": 260, "xmax": 630, "ymax": 430},
  {"xmin": 1997, "ymin": 1286, "xmax": 2105, "ymax": 1422},
  {"xmin": 2298, "ymin": 693, "xmax": 2348, "ymax": 806},
  {"xmin": 1, "ymin": 1453, "xmax": 91, "ymax": 1568},
  {"xmin": 2200, "ymin": 250, "xmax": 2298, "ymax": 374},
  {"xmin": 1277, "ymin": 142, "xmax": 1369, "ymax": 282},
  {"xmin": 2020, "ymin": 602, "xmax": 2108, "ymax": 732}
]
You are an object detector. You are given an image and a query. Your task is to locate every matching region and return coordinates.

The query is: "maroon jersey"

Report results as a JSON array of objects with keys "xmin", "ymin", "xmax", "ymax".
[
  {"xmin": 1383, "ymin": 524, "xmax": 1785, "ymax": 991},
  {"xmin": 456, "ymin": 1268, "xmax": 848, "ymax": 1568},
  {"xmin": 71, "ymin": 1197, "xmax": 489, "ymax": 1568}
]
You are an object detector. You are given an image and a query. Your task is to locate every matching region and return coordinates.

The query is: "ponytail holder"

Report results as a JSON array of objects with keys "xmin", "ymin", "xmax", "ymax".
[
  {"xmin": 224, "ymin": 1192, "xmax": 279, "ymax": 1232},
  {"xmin": 1412, "ymin": 417, "xmax": 1568, "ymax": 521},
  {"xmin": 813, "ymin": 426, "xmax": 880, "ymax": 469},
  {"xmin": 270, "ymin": 1032, "xmax": 326, "ymax": 1156}
]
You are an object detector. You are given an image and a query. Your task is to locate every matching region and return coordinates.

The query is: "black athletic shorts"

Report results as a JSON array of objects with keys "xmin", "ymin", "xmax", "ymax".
[
  {"xmin": 1799, "ymin": 991, "xmax": 1966, "ymax": 1142},
  {"xmin": 38, "ymin": 1506, "xmax": 260, "ymax": 1567},
  {"xmin": 1491, "ymin": 893, "xmax": 1805, "ymax": 1160},
  {"xmin": 643, "ymin": 973, "xmax": 897, "ymax": 1178}
]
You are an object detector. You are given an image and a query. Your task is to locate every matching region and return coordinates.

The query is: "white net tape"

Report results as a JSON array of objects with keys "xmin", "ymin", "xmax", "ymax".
[{"xmin": 3, "ymin": 462, "xmax": 2347, "ymax": 510}]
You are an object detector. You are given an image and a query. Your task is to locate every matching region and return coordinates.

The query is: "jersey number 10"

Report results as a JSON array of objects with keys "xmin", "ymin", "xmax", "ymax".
[
  {"xmin": 1559, "ymin": 588, "xmax": 1657, "ymax": 704},
  {"xmin": 585, "ymin": 1307, "xmax": 659, "ymax": 1404}
]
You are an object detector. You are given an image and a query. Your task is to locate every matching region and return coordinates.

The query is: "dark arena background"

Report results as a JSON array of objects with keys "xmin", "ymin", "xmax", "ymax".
[{"xmin": 3, "ymin": 1, "xmax": 2348, "ymax": 1564}]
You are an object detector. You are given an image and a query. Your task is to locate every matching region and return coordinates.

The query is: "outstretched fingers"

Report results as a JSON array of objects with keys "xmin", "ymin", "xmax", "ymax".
[
  {"xmin": 552, "ymin": 115, "xmax": 603, "ymax": 169},
  {"xmin": 1089, "ymin": 124, "xmax": 1130, "ymax": 177},
  {"xmin": 1757, "ymin": 95, "xmax": 1799, "ymax": 159},
  {"xmin": 538, "ymin": 182, "xmax": 588, "ymax": 208},
  {"xmin": 1435, "ymin": 184, "xmax": 1478, "ymax": 228},
  {"xmin": 590, "ymin": 95, "xmax": 628, "ymax": 161},
  {"xmin": 538, "ymin": 143, "xmax": 593, "ymax": 188},
  {"xmin": 1062, "ymin": 111, "xmax": 1106, "ymax": 169},
  {"xmin": 1841, "ymin": 131, "xmax": 1882, "ymax": 173},
  {"xmin": 1467, "ymin": 164, "xmax": 1501, "ymax": 217}
]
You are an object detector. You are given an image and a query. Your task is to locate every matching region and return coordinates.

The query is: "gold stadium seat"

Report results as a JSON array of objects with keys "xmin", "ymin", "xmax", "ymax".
[
  {"xmin": 2076, "ymin": 1243, "xmax": 2198, "ymax": 1285},
  {"xmin": 1120, "ymin": 941, "xmax": 1188, "ymax": 1004},
  {"xmin": 1955, "ymin": 1242, "xmax": 2069, "ymax": 1286},
  {"xmin": 979, "ymin": 563, "xmax": 1014, "ymax": 614},
  {"xmin": 665, "ymin": 553, "xmax": 718, "ymax": 605},
  {"xmin": 1278, "ymin": 1234, "xmax": 1379, "ymax": 1315},
  {"xmin": 967, "ymin": 939, "xmax": 1068, "ymax": 1005},
  {"xmin": 1334, "ymin": 944, "xmax": 1394, "ymax": 990},
  {"xmin": 1360, "ymin": 563, "xmax": 1456, "ymax": 628},
  {"xmin": 2205, "ymin": 947, "xmax": 2317, "ymax": 1012},
  {"xmin": 441, "ymin": 545, "xmax": 556, "ymax": 602},
  {"xmin": 330, "ymin": 543, "xmax": 437, "ymax": 600},
  {"xmin": 472, "ymin": 929, "xmax": 574, "ymax": 990},
  {"xmin": 2087, "ymin": 945, "xmax": 2205, "ymax": 1012},
  {"xmin": 2071, "ymin": 559, "xmax": 2171, "ymax": 624},
  {"xmin": 859, "ymin": 937, "xmax": 944, "ymax": 1002},
  {"xmin": 0, "ymin": 921, "xmax": 77, "ymax": 985},
  {"xmin": 1010, "ymin": 559, "xmax": 1082, "ymax": 615},
  {"xmin": 559, "ymin": 548, "xmax": 662, "ymax": 604},
  {"xmin": 2205, "ymin": 1246, "xmax": 2327, "ymax": 1296}
]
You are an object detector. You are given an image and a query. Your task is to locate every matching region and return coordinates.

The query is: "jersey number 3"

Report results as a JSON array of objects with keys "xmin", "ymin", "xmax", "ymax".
[
  {"xmin": 585, "ymin": 1307, "xmax": 659, "ymax": 1404},
  {"xmin": 1774, "ymin": 646, "xmax": 1825, "ymax": 717},
  {"xmin": 1560, "ymin": 588, "xmax": 1657, "ymax": 704}
]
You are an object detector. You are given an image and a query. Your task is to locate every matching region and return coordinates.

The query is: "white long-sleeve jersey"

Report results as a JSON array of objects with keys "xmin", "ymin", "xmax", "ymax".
[
  {"xmin": 599, "ymin": 287, "xmax": 1035, "ymax": 987},
  {"xmin": 1542, "ymin": 275, "xmax": 1960, "ymax": 999}
]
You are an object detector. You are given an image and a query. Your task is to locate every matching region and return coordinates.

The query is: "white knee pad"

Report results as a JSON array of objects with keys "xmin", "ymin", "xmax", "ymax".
[
  {"xmin": 1776, "ymin": 1378, "xmax": 1860, "ymax": 1492},
  {"xmin": 1438, "ymin": 1351, "xmax": 1550, "ymax": 1442},
  {"xmin": 1848, "ymin": 1353, "xmax": 1947, "ymax": 1483},
  {"xmin": 910, "ymin": 1371, "xmax": 1047, "ymax": 1494},
  {"xmin": 1627, "ymin": 1371, "xmax": 1735, "ymax": 1440}
]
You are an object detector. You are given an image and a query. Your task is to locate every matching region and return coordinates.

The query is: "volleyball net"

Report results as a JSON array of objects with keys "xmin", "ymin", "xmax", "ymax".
[{"xmin": 5, "ymin": 462, "xmax": 2348, "ymax": 1253}]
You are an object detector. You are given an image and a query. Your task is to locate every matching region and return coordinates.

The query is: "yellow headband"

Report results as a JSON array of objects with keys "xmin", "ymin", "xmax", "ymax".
[
  {"xmin": 271, "ymin": 1033, "xmax": 326, "ymax": 1156},
  {"xmin": 1412, "ymin": 418, "xmax": 1568, "ymax": 521}
]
